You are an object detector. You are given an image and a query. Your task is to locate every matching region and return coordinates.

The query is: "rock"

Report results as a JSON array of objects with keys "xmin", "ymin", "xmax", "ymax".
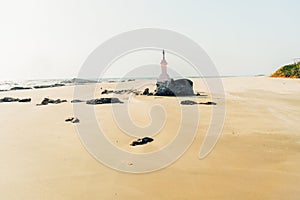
[
  {"xmin": 0, "ymin": 97, "xmax": 31, "ymax": 103},
  {"xmin": 40, "ymin": 98, "xmax": 50, "ymax": 105},
  {"xmin": 180, "ymin": 100, "xmax": 198, "ymax": 105},
  {"xmin": 199, "ymin": 101, "xmax": 217, "ymax": 105},
  {"xmin": 33, "ymin": 83, "xmax": 65, "ymax": 89},
  {"xmin": 65, "ymin": 117, "xmax": 80, "ymax": 123},
  {"xmin": 142, "ymin": 88, "xmax": 149, "ymax": 95},
  {"xmin": 72, "ymin": 118, "xmax": 80, "ymax": 123},
  {"xmin": 196, "ymin": 93, "xmax": 201, "ymax": 96},
  {"xmin": 155, "ymin": 79, "xmax": 194, "ymax": 96},
  {"xmin": 71, "ymin": 99, "xmax": 84, "ymax": 103},
  {"xmin": 18, "ymin": 98, "xmax": 31, "ymax": 102},
  {"xmin": 86, "ymin": 98, "xmax": 123, "ymax": 105},
  {"xmin": 65, "ymin": 117, "xmax": 74, "ymax": 122},
  {"xmin": 101, "ymin": 89, "xmax": 108, "ymax": 94},
  {"xmin": 130, "ymin": 137, "xmax": 154, "ymax": 146},
  {"xmin": 101, "ymin": 89, "xmax": 115, "ymax": 94},
  {"xmin": 37, "ymin": 98, "xmax": 67, "ymax": 105},
  {"xmin": 0, "ymin": 97, "xmax": 20, "ymax": 102},
  {"xmin": 10, "ymin": 86, "xmax": 31, "ymax": 90}
]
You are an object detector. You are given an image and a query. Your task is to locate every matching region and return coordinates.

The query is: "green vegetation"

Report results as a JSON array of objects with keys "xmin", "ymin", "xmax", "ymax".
[{"xmin": 271, "ymin": 62, "xmax": 300, "ymax": 78}]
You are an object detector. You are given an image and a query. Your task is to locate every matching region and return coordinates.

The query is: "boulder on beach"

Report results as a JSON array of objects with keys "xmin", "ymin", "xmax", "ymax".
[
  {"xmin": 0, "ymin": 97, "xmax": 20, "ymax": 102},
  {"xmin": 181, "ymin": 100, "xmax": 198, "ymax": 105},
  {"xmin": 65, "ymin": 117, "xmax": 80, "ymax": 123},
  {"xmin": 155, "ymin": 79, "xmax": 194, "ymax": 96},
  {"xmin": 86, "ymin": 98, "xmax": 123, "ymax": 105},
  {"xmin": 71, "ymin": 99, "xmax": 85, "ymax": 103},
  {"xmin": 130, "ymin": 137, "xmax": 154, "ymax": 146},
  {"xmin": 37, "ymin": 98, "xmax": 67, "ymax": 105},
  {"xmin": 0, "ymin": 97, "xmax": 31, "ymax": 103},
  {"xmin": 142, "ymin": 88, "xmax": 150, "ymax": 95},
  {"xmin": 18, "ymin": 98, "xmax": 31, "ymax": 102},
  {"xmin": 199, "ymin": 101, "xmax": 217, "ymax": 105}
]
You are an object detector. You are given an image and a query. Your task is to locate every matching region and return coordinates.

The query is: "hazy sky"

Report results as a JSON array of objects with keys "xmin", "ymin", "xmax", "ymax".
[{"xmin": 0, "ymin": 0, "xmax": 299, "ymax": 80}]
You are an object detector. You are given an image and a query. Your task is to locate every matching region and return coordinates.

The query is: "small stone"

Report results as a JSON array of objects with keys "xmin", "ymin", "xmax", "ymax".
[{"xmin": 180, "ymin": 100, "xmax": 198, "ymax": 105}]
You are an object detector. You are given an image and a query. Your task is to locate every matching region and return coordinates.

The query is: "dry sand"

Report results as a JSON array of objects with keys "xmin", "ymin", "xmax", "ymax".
[{"xmin": 0, "ymin": 76, "xmax": 300, "ymax": 199}]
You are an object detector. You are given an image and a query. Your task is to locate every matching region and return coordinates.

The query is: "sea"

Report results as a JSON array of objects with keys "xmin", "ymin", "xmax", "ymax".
[{"xmin": 0, "ymin": 75, "xmax": 264, "ymax": 91}]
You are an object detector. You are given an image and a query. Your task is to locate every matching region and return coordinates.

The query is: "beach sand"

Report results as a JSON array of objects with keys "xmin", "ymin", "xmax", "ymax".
[{"xmin": 0, "ymin": 76, "xmax": 300, "ymax": 199}]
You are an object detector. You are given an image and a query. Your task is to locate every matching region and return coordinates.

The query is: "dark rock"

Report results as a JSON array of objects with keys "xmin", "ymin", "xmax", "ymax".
[
  {"xmin": 65, "ymin": 117, "xmax": 80, "ymax": 123},
  {"xmin": 18, "ymin": 98, "xmax": 31, "ymax": 102},
  {"xmin": 33, "ymin": 83, "xmax": 65, "ymax": 89},
  {"xmin": 101, "ymin": 89, "xmax": 114, "ymax": 94},
  {"xmin": 142, "ymin": 88, "xmax": 149, "ymax": 95},
  {"xmin": 155, "ymin": 79, "xmax": 194, "ymax": 96},
  {"xmin": 72, "ymin": 118, "xmax": 80, "ymax": 123},
  {"xmin": 65, "ymin": 117, "xmax": 74, "ymax": 122},
  {"xmin": 180, "ymin": 100, "xmax": 198, "ymax": 105},
  {"xmin": 40, "ymin": 98, "xmax": 50, "ymax": 105},
  {"xmin": 10, "ymin": 86, "xmax": 31, "ymax": 90},
  {"xmin": 37, "ymin": 98, "xmax": 67, "ymax": 105},
  {"xmin": 196, "ymin": 93, "xmax": 201, "ymax": 96},
  {"xmin": 199, "ymin": 101, "xmax": 217, "ymax": 105},
  {"xmin": 101, "ymin": 89, "xmax": 108, "ymax": 94},
  {"xmin": 130, "ymin": 137, "xmax": 154, "ymax": 146},
  {"xmin": 0, "ymin": 97, "xmax": 20, "ymax": 102},
  {"xmin": 86, "ymin": 98, "xmax": 123, "ymax": 105},
  {"xmin": 148, "ymin": 92, "xmax": 153, "ymax": 96},
  {"xmin": 71, "ymin": 99, "xmax": 84, "ymax": 103}
]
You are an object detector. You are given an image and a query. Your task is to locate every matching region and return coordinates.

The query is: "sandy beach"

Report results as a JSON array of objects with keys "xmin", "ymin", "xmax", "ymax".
[{"xmin": 0, "ymin": 76, "xmax": 300, "ymax": 199}]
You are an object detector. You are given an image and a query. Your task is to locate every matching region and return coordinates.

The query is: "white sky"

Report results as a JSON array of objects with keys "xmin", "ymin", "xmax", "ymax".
[{"xmin": 0, "ymin": 0, "xmax": 299, "ymax": 80}]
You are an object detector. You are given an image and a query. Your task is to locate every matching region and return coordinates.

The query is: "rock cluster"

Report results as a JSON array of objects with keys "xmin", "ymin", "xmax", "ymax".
[
  {"xmin": 0, "ymin": 97, "xmax": 31, "ymax": 103},
  {"xmin": 37, "ymin": 98, "xmax": 67, "ymax": 105},
  {"xmin": 86, "ymin": 98, "xmax": 123, "ymax": 105},
  {"xmin": 33, "ymin": 83, "xmax": 65, "ymax": 89},
  {"xmin": 180, "ymin": 100, "xmax": 217, "ymax": 105}
]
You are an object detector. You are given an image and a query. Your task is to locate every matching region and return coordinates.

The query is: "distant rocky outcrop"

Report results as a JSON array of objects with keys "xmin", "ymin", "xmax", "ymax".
[
  {"xmin": 10, "ymin": 86, "xmax": 32, "ymax": 90},
  {"xmin": 61, "ymin": 78, "xmax": 98, "ymax": 84},
  {"xmin": 33, "ymin": 83, "xmax": 65, "ymax": 89},
  {"xmin": 155, "ymin": 79, "xmax": 194, "ymax": 96},
  {"xmin": 86, "ymin": 98, "xmax": 123, "ymax": 105},
  {"xmin": 271, "ymin": 63, "xmax": 300, "ymax": 78}
]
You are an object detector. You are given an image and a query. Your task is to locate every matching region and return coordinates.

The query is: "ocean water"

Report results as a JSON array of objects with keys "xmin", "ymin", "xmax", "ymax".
[
  {"xmin": 0, "ymin": 75, "xmax": 262, "ymax": 91},
  {"xmin": 0, "ymin": 78, "xmax": 131, "ymax": 91}
]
